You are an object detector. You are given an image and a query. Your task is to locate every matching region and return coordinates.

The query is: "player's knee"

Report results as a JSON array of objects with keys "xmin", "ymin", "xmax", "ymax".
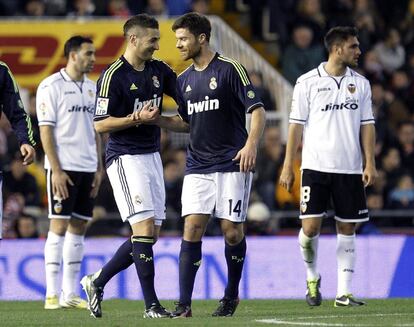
[
  {"xmin": 49, "ymin": 219, "xmax": 68, "ymax": 236},
  {"xmin": 183, "ymin": 222, "xmax": 204, "ymax": 241},
  {"xmin": 302, "ymin": 226, "xmax": 319, "ymax": 238},
  {"xmin": 224, "ymin": 228, "xmax": 244, "ymax": 245},
  {"xmin": 68, "ymin": 217, "xmax": 88, "ymax": 235}
]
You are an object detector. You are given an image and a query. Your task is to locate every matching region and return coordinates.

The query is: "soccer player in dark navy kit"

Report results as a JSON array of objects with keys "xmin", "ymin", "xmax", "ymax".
[
  {"xmin": 80, "ymin": 14, "xmax": 176, "ymax": 319},
  {"xmin": 153, "ymin": 13, "xmax": 266, "ymax": 317},
  {"xmin": 0, "ymin": 62, "xmax": 36, "ymax": 240}
]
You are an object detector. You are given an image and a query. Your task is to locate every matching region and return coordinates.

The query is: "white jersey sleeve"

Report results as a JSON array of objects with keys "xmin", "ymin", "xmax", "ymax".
[
  {"xmin": 289, "ymin": 79, "xmax": 309, "ymax": 125},
  {"xmin": 36, "ymin": 79, "xmax": 57, "ymax": 126},
  {"xmin": 360, "ymin": 79, "xmax": 375, "ymax": 125}
]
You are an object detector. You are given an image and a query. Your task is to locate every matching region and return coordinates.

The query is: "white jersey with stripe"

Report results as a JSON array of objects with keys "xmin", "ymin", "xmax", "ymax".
[
  {"xmin": 290, "ymin": 62, "xmax": 375, "ymax": 174},
  {"xmin": 36, "ymin": 69, "xmax": 97, "ymax": 172}
]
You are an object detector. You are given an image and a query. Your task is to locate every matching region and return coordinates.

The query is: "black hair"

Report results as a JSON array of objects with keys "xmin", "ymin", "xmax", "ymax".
[
  {"xmin": 172, "ymin": 12, "xmax": 211, "ymax": 42},
  {"xmin": 324, "ymin": 26, "xmax": 358, "ymax": 53},
  {"xmin": 123, "ymin": 14, "xmax": 159, "ymax": 37},
  {"xmin": 64, "ymin": 35, "xmax": 93, "ymax": 58}
]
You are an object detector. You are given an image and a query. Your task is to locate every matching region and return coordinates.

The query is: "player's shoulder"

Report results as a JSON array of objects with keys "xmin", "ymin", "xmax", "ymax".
[
  {"xmin": 38, "ymin": 71, "xmax": 64, "ymax": 90},
  {"xmin": 349, "ymin": 68, "xmax": 368, "ymax": 82},
  {"xmin": 216, "ymin": 54, "xmax": 247, "ymax": 73},
  {"xmin": 0, "ymin": 61, "xmax": 9, "ymax": 73},
  {"xmin": 100, "ymin": 58, "xmax": 125, "ymax": 80},
  {"xmin": 150, "ymin": 57, "xmax": 175, "ymax": 72},
  {"xmin": 296, "ymin": 68, "xmax": 320, "ymax": 85},
  {"xmin": 177, "ymin": 63, "xmax": 193, "ymax": 81}
]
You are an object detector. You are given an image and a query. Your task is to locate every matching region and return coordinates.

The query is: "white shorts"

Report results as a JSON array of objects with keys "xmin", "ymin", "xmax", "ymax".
[
  {"xmin": 107, "ymin": 153, "xmax": 165, "ymax": 226},
  {"xmin": 181, "ymin": 172, "xmax": 253, "ymax": 222}
]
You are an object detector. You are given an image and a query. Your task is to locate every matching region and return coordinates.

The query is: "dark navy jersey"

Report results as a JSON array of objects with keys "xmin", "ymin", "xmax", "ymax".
[
  {"xmin": 0, "ymin": 62, "xmax": 36, "ymax": 147},
  {"xmin": 94, "ymin": 56, "xmax": 177, "ymax": 167},
  {"xmin": 177, "ymin": 53, "xmax": 264, "ymax": 174}
]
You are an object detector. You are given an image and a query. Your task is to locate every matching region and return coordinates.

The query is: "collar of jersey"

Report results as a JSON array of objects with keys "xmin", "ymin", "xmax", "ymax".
[
  {"xmin": 60, "ymin": 68, "xmax": 85, "ymax": 83},
  {"xmin": 317, "ymin": 62, "xmax": 352, "ymax": 78},
  {"xmin": 191, "ymin": 52, "xmax": 219, "ymax": 72}
]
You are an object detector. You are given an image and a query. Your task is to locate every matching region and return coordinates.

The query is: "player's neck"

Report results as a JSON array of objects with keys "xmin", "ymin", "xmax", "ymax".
[
  {"xmin": 193, "ymin": 48, "xmax": 215, "ymax": 71},
  {"xmin": 64, "ymin": 66, "xmax": 84, "ymax": 81},
  {"xmin": 324, "ymin": 59, "xmax": 346, "ymax": 77},
  {"xmin": 124, "ymin": 52, "xmax": 146, "ymax": 71}
]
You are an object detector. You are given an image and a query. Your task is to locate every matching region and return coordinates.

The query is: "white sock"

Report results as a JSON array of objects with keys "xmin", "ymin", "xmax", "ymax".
[
  {"xmin": 62, "ymin": 231, "xmax": 84, "ymax": 298},
  {"xmin": 44, "ymin": 231, "xmax": 64, "ymax": 297},
  {"xmin": 336, "ymin": 233, "xmax": 356, "ymax": 297},
  {"xmin": 298, "ymin": 228, "xmax": 320, "ymax": 281}
]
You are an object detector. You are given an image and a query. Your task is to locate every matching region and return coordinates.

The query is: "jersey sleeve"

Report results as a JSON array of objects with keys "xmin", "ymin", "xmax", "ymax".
[
  {"xmin": 36, "ymin": 80, "xmax": 57, "ymax": 127},
  {"xmin": 94, "ymin": 69, "xmax": 121, "ymax": 121},
  {"xmin": 289, "ymin": 80, "xmax": 309, "ymax": 125},
  {"xmin": 0, "ymin": 64, "xmax": 36, "ymax": 146},
  {"xmin": 360, "ymin": 80, "xmax": 375, "ymax": 125},
  {"xmin": 176, "ymin": 81, "xmax": 188, "ymax": 123},
  {"xmin": 227, "ymin": 61, "xmax": 264, "ymax": 113},
  {"xmin": 162, "ymin": 62, "xmax": 178, "ymax": 102}
]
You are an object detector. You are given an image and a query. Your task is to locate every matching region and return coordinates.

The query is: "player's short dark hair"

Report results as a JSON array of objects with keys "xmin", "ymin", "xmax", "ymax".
[
  {"xmin": 324, "ymin": 26, "xmax": 358, "ymax": 53},
  {"xmin": 172, "ymin": 12, "xmax": 211, "ymax": 42},
  {"xmin": 64, "ymin": 35, "xmax": 93, "ymax": 58},
  {"xmin": 123, "ymin": 14, "xmax": 159, "ymax": 37}
]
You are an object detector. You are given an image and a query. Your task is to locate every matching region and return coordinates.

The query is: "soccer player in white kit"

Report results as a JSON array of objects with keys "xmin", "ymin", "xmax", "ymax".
[
  {"xmin": 279, "ymin": 26, "xmax": 377, "ymax": 307},
  {"xmin": 37, "ymin": 36, "xmax": 103, "ymax": 310},
  {"xmin": 152, "ymin": 13, "xmax": 266, "ymax": 317}
]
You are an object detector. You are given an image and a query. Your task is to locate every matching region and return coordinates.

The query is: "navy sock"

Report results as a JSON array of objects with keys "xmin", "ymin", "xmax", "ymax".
[
  {"xmin": 132, "ymin": 236, "xmax": 158, "ymax": 309},
  {"xmin": 179, "ymin": 240, "xmax": 202, "ymax": 305},
  {"xmin": 94, "ymin": 238, "xmax": 133, "ymax": 288},
  {"xmin": 224, "ymin": 237, "xmax": 246, "ymax": 299}
]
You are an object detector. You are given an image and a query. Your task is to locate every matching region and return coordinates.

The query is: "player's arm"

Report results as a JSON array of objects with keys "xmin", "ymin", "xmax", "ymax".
[
  {"xmin": 0, "ymin": 64, "xmax": 36, "ymax": 165},
  {"xmin": 39, "ymin": 125, "xmax": 73, "ymax": 199},
  {"xmin": 156, "ymin": 114, "xmax": 189, "ymax": 132},
  {"xmin": 279, "ymin": 123, "xmax": 303, "ymax": 193},
  {"xmin": 90, "ymin": 131, "xmax": 104, "ymax": 198},
  {"xmin": 361, "ymin": 123, "xmax": 377, "ymax": 187},
  {"xmin": 233, "ymin": 107, "xmax": 266, "ymax": 172}
]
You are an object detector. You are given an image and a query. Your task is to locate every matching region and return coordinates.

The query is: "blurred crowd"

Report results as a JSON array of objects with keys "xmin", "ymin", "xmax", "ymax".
[{"xmin": 1, "ymin": 0, "xmax": 414, "ymax": 239}]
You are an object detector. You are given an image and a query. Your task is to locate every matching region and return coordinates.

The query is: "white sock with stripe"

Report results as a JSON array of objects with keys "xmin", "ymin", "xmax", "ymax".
[
  {"xmin": 298, "ymin": 228, "xmax": 320, "ymax": 281},
  {"xmin": 62, "ymin": 231, "xmax": 84, "ymax": 298},
  {"xmin": 44, "ymin": 231, "xmax": 64, "ymax": 297},
  {"xmin": 336, "ymin": 233, "xmax": 356, "ymax": 297}
]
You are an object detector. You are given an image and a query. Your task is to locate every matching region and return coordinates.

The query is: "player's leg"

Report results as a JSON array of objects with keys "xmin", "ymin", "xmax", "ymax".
[
  {"xmin": 44, "ymin": 169, "xmax": 72, "ymax": 309},
  {"xmin": 60, "ymin": 172, "xmax": 94, "ymax": 309},
  {"xmin": 171, "ymin": 173, "xmax": 215, "ymax": 318},
  {"xmin": 332, "ymin": 173, "xmax": 368, "ymax": 307},
  {"xmin": 299, "ymin": 170, "xmax": 330, "ymax": 306},
  {"xmin": 212, "ymin": 171, "xmax": 252, "ymax": 317}
]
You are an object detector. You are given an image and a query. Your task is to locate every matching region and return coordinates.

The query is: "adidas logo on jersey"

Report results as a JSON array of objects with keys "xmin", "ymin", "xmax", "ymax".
[
  {"xmin": 130, "ymin": 83, "xmax": 138, "ymax": 90},
  {"xmin": 185, "ymin": 85, "xmax": 192, "ymax": 92},
  {"xmin": 187, "ymin": 96, "xmax": 219, "ymax": 115}
]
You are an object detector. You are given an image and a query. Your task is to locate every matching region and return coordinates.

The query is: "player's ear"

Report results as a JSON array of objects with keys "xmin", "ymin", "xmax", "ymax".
[{"xmin": 198, "ymin": 33, "xmax": 207, "ymax": 45}]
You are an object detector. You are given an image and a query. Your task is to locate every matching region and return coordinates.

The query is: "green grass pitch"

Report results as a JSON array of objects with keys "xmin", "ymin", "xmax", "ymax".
[{"xmin": 0, "ymin": 299, "xmax": 413, "ymax": 326}]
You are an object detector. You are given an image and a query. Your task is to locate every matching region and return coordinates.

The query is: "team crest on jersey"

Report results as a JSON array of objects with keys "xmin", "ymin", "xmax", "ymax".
[
  {"xmin": 152, "ymin": 76, "xmax": 160, "ymax": 88},
  {"xmin": 88, "ymin": 89, "xmax": 94, "ymax": 98},
  {"xmin": 300, "ymin": 201, "xmax": 307, "ymax": 214},
  {"xmin": 134, "ymin": 195, "xmax": 142, "ymax": 205},
  {"xmin": 347, "ymin": 83, "xmax": 356, "ymax": 94},
  {"xmin": 96, "ymin": 97, "xmax": 109, "ymax": 115},
  {"xmin": 247, "ymin": 90, "xmax": 255, "ymax": 99},
  {"xmin": 209, "ymin": 77, "xmax": 217, "ymax": 90}
]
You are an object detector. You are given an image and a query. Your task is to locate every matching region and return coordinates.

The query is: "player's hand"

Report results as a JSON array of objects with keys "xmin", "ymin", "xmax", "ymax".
[
  {"xmin": 90, "ymin": 170, "xmax": 103, "ymax": 198},
  {"xmin": 279, "ymin": 166, "xmax": 295, "ymax": 193},
  {"xmin": 362, "ymin": 165, "xmax": 377, "ymax": 187},
  {"xmin": 131, "ymin": 102, "xmax": 160, "ymax": 124},
  {"xmin": 232, "ymin": 142, "xmax": 257, "ymax": 172},
  {"xmin": 52, "ymin": 170, "xmax": 74, "ymax": 200},
  {"xmin": 20, "ymin": 144, "xmax": 36, "ymax": 165}
]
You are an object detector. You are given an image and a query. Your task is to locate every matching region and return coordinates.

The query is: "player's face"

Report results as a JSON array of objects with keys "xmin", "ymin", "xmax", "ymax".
[
  {"xmin": 338, "ymin": 36, "xmax": 361, "ymax": 68},
  {"xmin": 175, "ymin": 28, "xmax": 201, "ymax": 61},
  {"xmin": 74, "ymin": 42, "xmax": 96, "ymax": 74},
  {"xmin": 133, "ymin": 27, "xmax": 160, "ymax": 61}
]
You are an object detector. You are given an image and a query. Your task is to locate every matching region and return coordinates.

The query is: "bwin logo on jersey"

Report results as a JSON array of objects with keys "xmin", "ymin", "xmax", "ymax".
[
  {"xmin": 133, "ymin": 95, "xmax": 162, "ymax": 112},
  {"xmin": 187, "ymin": 96, "xmax": 219, "ymax": 115},
  {"xmin": 321, "ymin": 102, "xmax": 359, "ymax": 111}
]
